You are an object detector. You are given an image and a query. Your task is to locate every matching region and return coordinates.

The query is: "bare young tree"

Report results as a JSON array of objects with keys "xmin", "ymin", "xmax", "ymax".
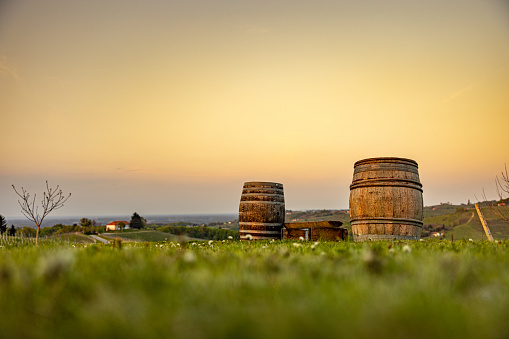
[
  {"xmin": 482, "ymin": 164, "xmax": 509, "ymax": 222},
  {"xmin": 12, "ymin": 181, "xmax": 71, "ymax": 245}
]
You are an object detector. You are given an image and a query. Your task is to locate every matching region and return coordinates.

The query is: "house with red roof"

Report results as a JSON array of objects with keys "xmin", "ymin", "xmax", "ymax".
[{"xmin": 106, "ymin": 221, "xmax": 130, "ymax": 231}]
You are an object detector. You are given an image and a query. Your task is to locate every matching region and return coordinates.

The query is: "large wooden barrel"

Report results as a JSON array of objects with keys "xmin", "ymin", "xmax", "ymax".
[
  {"xmin": 349, "ymin": 157, "xmax": 423, "ymax": 241},
  {"xmin": 239, "ymin": 181, "xmax": 285, "ymax": 240}
]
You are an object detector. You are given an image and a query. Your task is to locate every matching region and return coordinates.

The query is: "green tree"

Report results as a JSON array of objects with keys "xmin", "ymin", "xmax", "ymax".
[
  {"xmin": 7, "ymin": 225, "xmax": 16, "ymax": 236},
  {"xmin": 129, "ymin": 212, "xmax": 144, "ymax": 229},
  {"xmin": 19, "ymin": 227, "xmax": 36, "ymax": 237},
  {"xmin": 0, "ymin": 215, "xmax": 7, "ymax": 234},
  {"xmin": 80, "ymin": 218, "xmax": 92, "ymax": 233},
  {"xmin": 118, "ymin": 221, "xmax": 126, "ymax": 231}
]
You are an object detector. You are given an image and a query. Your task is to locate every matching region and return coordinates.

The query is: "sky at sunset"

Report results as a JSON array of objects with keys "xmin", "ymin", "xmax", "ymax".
[{"xmin": 1, "ymin": 0, "xmax": 509, "ymax": 217}]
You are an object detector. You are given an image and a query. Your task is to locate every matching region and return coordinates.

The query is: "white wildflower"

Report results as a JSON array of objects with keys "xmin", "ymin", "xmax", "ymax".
[
  {"xmin": 37, "ymin": 250, "xmax": 75, "ymax": 280},
  {"xmin": 361, "ymin": 248, "xmax": 375, "ymax": 262},
  {"xmin": 419, "ymin": 239, "xmax": 424, "ymax": 242},
  {"xmin": 299, "ymin": 236, "xmax": 304, "ymax": 242},
  {"xmin": 208, "ymin": 240, "xmax": 213, "ymax": 245},
  {"xmin": 293, "ymin": 243, "xmax": 301, "ymax": 248},
  {"xmin": 469, "ymin": 238, "xmax": 473, "ymax": 242},
  {"xmin": 320, "ymin": 251, "xmax": 326, "ymax": 256},
  {"xmin": 262, "ymin": 245, "xmax": 268, "ymax": 249},
  {"xmin": 313, "ymin": 241, "xmax": 319, "ymax": 246},
  {"xmin": 245, "ymin": 234, "xmax": 253, "ymax": 241},
  {"xmin": 228, "ymin": 236, "xmax": 233, "ymax": 240},
  {"xmin": 177, "ymin": 243, "xmax": 180, "ymax": 246},
  {"xmin": 182, "ymin": 251, "xmax": 196, "ymax": 263},
  {"xmin": 270, "ymin": 239, "xmax": 275, "ymax": 244},
  {"xmin": 402, "ymin": 245, "xmax": 411, "ymax": 253},
  {"xmin": 279, "ymin": 247, "xmax": 289, "ymax": 257}
]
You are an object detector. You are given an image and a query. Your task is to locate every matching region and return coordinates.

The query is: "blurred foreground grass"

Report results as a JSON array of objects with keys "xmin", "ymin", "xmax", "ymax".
[{"xmin": 1, "ymin": 239, "xmax": 509, "ymax": 338}]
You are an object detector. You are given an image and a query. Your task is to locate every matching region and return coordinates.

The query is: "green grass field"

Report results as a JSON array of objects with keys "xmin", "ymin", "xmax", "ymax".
[
  {"xmin": 2, "ymin": 239, "xmax": 509, "ymax": 338},
  {"xmin": 52, "ymin": 233, "xmax": 96, "ymax": 244},
  {"xmin": 441, "ymin": 207, "xmax": 509, "ymax": 241},
  {"xmin": 101, "ymin": 230, "xmax": 183, "ymax": 242}
]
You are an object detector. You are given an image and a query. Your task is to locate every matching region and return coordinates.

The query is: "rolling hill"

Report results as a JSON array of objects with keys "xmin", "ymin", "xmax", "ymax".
[{"xmin": 284, "ymin": 204, "xmax": 509, "ymax": 240}]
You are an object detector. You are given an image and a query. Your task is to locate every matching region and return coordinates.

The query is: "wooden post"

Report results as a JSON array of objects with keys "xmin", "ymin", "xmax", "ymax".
[{"xmin": 475, "ymin": 203, "xmax": 494, "ymax": 242}]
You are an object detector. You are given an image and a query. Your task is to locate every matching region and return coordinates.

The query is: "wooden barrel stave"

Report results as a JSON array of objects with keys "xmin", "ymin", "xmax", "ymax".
[
  {"xmin": 349, "ymin": 157, "xmax": 423, "ymax": 242},
  {"xmin": 239, "ymin": 181, "xmax": 285, "ymax": 240},
  {"xmin": 239, "ymin": 202, "xmax": 284, "ymax": 223}
]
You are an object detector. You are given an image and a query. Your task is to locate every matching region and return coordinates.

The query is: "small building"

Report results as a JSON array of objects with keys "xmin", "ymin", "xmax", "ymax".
[
  {"xmin": 282, "ymin": 221, "xmax": 347, "ymax": 241},
  {"xmin": 106, "ymin": 221, "xmax": 130, "ymax": 231}
]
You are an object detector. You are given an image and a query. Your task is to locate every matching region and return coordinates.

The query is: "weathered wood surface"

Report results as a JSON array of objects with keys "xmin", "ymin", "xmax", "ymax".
[
  {"xmin": 349, "ymin": 157, "xmax": 423, "ymax": 242},
  {"xmin": 239, "ymin": 182, "xmax": 285, "ymax": 240},
  {"xmin": 351, "ymin": 222, "xmax": 422, "ymax": 241},
  {"xmin": 475, "ymin": 203, "xmax": 494, "ymax": 242},
  {"xmin": 282, "ymin": 222, "xmax": 347, "ymax": 241},
  {"xmin": 282, "ymin": 228, "xmax": 307, "ymax": 240}
]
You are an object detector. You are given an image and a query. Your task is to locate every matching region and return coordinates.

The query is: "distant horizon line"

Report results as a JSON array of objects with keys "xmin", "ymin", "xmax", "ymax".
[
  {"xmin": 2, "ymin": 202, "xmax": 478, "ymax": 220},
  {"xmin": 2, "ymin": 212, "xmax": 239, "ymax": 220}
]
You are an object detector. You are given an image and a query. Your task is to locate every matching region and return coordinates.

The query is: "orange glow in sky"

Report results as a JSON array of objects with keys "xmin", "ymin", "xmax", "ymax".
[{"xmin": 1, "ymin": 0, "xmax": 509, "ymax": 216}]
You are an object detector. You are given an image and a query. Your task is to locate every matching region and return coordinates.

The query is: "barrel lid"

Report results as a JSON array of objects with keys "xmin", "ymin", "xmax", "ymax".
[
  {"xmin": 243, "ymin": 181, "xmax": 283, "ymax": 187},
  {"xmin": 353, "ymin": 157, "xmax": 418, "ymax": 168}
]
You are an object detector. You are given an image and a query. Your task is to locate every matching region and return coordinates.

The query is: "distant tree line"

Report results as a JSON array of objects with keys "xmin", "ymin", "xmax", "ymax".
[
  {"xmin": 3, "ymin": 212, "xmax": 147, "ymax": 238},
  {"xmin": 286, "ymin": 209, "xmax": 341, "ymax": 220},
  {"xmin": 2, "ymin": 211, "xmax": 240, "ymax": 240},
  {"xmin": 0, "ymin": 215, "xmax": 7, "ymax": 234},
  {"xmin": 16, "ymin": 223, "xmax": 107, "ymax": 238},
  {"xmin": 157, "ymin": 225, "xmax": 240, "ymax": 241},
  {"xmin": 0, "ymin": 215, "xmax": 24, "ymax": 236},
  {"xmin": 145, "ymin": 222, "xmax": 200, "ymax": 230}
]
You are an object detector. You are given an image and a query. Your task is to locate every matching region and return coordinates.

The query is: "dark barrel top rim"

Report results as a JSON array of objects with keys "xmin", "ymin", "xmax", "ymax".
[
  {"xmin": 243, "ymin": 181, "xmax": 284, "ymax": 187},
  {"xmin": 353, "ymin": 157, "xmax": 418, "ymax": 168}
]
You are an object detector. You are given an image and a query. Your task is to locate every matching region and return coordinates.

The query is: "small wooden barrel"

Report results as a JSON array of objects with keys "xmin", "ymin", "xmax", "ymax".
[
  {"xmin": 239, "ymin": 181, "xmax": 285, "ymax": 240},
  {"xmin": 349, "ymin": 157, "xmax": 423, "ymax": 241}
]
